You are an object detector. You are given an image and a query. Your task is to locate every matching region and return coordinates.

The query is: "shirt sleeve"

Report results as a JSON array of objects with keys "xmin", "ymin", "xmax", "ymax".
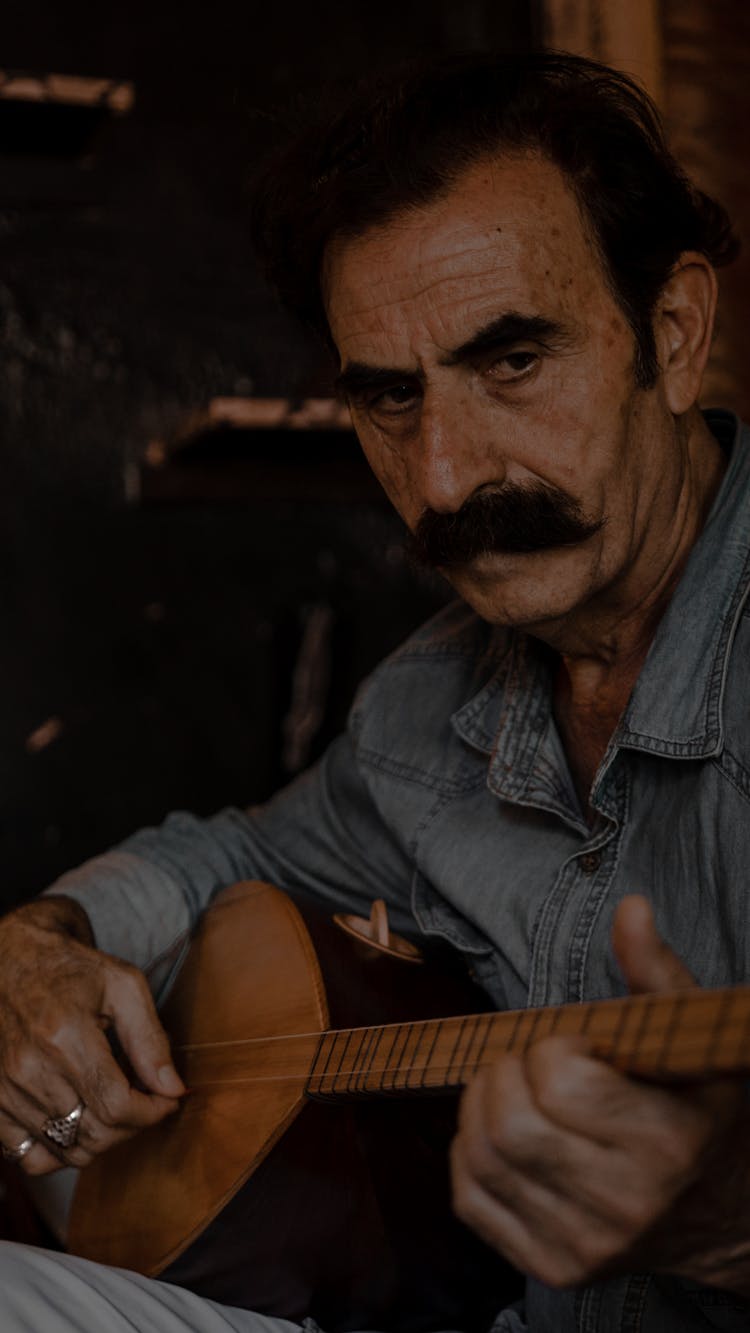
[{"xmin": 43, "ymin": 728, "xmax": 416, "ymax": 977}]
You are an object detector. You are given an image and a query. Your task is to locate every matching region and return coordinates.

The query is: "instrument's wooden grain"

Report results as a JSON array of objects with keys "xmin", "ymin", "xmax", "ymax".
[{"xmin": 69, "ymin": 882, "xmax": 328, "ymax": 1273}]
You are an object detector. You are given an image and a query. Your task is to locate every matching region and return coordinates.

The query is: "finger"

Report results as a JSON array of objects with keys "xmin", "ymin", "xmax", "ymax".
[
  {"xmin": 523, "ymin": 1036, "xmax": 706, "ymax": 1143},
  {"xmin": 57, "ymin": 1024, "xmax": 181, "ymax": 1132},
  {"xmin": 9, "ymin": 1011, "xmax": 181, "ymax": 1136},
  {"xmin": 0, "ymin": 1064, "xmax": 108, "ymax": 1171},
  {"xmin": 612, "ymin": 895, "xmax": 696, "ymax": 994},
  {"xmin": 451, "ymin": 1138, "xmax": 626, "ymax": 1288},
  {"xmin": 463, "ymin": 1053, "xmax": 634, "ymax": 1201},
  {"xmin": 452, "ymin": 1078, "xmax": 629, "ymax": 1286},
  {"xmin": 5, "ymin": 1077, "xmax": 168, "ymax": 1167},
  {"xmin": 0, "ymin": 1041, "xmax": 98, "ymax": 1160},
  {"xmin": 0, "ymin": 1018, "xmax": 179, "ymax": 1146},
  {"xmin": 463, "ymin": 1050, "xmax": 708, "ymax": 1235},
  {"xmin": 0, "ymin": 1109, "xmax": 61, "ymax": 1176},
  {"xmin": 450, "ymin": 1133, "xmax": 544, "ymax": 1273},
  {"xmin": 103, "ymin": 967, "xmax": 185, "ymax": 1097}
]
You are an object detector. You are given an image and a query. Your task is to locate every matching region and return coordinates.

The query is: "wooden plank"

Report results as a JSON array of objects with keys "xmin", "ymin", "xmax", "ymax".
[
  {"xmin": 0, "ymin": 71, "xmax": 134, "ymax": 113},
  {"xmin": 542, "ymin": 0, "xmax": 664, "ymax": 103},
  {"xmin": 661, "ymin": 0, "xmax": 750, "ymax": 418}
]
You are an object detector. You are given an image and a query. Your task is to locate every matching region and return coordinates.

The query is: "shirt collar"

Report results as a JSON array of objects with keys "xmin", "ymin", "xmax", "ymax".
[{"xmin": 453, "ymin": 411, "xmax": 750, "ymax": 764}]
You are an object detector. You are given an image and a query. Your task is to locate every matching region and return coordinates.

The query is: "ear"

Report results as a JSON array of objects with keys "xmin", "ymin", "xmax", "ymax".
[{"xmin": 654, "ymin": 252, "xmax": 717, "ymax": 414}]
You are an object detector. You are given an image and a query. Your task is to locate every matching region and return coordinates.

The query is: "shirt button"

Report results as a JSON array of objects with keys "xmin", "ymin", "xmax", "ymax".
[{"xmin": 580, "ymin": 851, "xmax": 601, "ymax": 875}]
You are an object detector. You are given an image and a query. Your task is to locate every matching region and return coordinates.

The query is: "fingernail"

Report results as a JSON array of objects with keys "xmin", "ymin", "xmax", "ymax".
[{"xmin": 158, "ymin": 1065, "xmax": 185, "ymax": 1095}]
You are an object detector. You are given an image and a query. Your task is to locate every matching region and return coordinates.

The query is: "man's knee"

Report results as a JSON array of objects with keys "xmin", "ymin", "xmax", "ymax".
[
  {"xmin": 0, "ymin": 1239, "xmax": 44, "ymax": 1282},
  {"xmin": 0, "ymin": 1242, "xmax": 61, "ymax": 1326}
]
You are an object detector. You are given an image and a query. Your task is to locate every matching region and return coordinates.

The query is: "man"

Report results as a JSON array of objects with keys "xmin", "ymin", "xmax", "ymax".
[{"xmin": 0, "ymin": 49, "xmax": 748, "ymax": 1333}]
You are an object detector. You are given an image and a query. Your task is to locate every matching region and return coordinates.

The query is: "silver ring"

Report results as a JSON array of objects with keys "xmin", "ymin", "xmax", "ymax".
[
  {"xmin": 41, "ymin": 1100, "xmax": 84, "ymax": 1151},
  {"xmin": 2, "ymin": 1135, "xmax": 35, "ymax": 1163}
]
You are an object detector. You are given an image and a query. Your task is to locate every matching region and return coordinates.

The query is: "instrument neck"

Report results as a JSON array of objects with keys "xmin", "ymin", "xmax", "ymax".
[{"xmin": 305, "ymin": 986, "xmax": 750, "ymax": 1098}]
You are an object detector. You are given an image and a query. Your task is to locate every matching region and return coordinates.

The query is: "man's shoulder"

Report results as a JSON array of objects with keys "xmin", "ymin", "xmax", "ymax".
[{"xmin": 348, "ymin": 601, "xmax": 511, "ymax": 780}]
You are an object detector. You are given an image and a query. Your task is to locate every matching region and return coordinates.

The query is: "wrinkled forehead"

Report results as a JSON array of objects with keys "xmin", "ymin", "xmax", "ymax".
[{"xmin": 322, "ymin": 154, "xmax": 610, "ymax": 359}]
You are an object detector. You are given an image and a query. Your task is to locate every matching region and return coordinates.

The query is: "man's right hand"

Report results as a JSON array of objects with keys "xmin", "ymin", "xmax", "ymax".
[{"xmin": 0, "ymin": 896, "xmax": 185, "ymax": 1174}]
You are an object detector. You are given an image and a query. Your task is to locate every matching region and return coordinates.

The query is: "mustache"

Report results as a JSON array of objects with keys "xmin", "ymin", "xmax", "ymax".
[{"xmin": 407, "ymin": 483, "xmax": 603, "ymax": 570}]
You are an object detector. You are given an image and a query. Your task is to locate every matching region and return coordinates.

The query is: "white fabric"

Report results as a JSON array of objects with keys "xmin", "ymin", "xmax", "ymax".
[{"xmin": 0, "ymin": 1242, "xmax": 306, "ymax": 1333}]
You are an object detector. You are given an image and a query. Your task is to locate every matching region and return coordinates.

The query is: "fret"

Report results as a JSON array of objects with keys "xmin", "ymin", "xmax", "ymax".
[
  {"xmin": 444, "ymin": 1018, "xmax": 472, "ymax": 1087},
  {"xmin": 467, "ymin": 1012, "xmax": 495, "ymax": 1076},
  {"xmin": 731, "ymin": 989, "xmax": 750, "ymax": 1070},
  {"xmin": 654, "ymin": 993, "xmax": 682, "ymax": 1076},
  {"xmin": 703, "ymin": 986, "xmax": 750, "ymax": 1077},
  {"xmin": 628, "ymin": 1014, "xmax": 750, "ymax": 1076},
  {"xmin": 519, "ymin": 1005, "xmax": 547, "ymax": 1053},
  {"xmin": 704, "ymin": 987, "xmax": 734, "ymax": 1074},
  {"xmin": 377, "ymin": 1023, "xmax": 406, "ymax": 1093},
  {"xmin": 633, "ymin": 994, "xmax": 658, "ymax": 1059},
  {"xmin": 306, "ymin": 1030, "xmax": 342, "ymax": 1097},
  {"xmin": 703, "ymin": 990, "xmax": 749, "ymax": 1076},
  {"xmin": 608, "ymin": 990, "xmax": 634, "ymax": 1060},
  {"xmin": 670, "ymin": 990, "xmax": 748, "ymax": 1077},
  {"xmin": 418, "ymin": 1019, "xmax": 443, "ymax": 1089},
  {"xmin": 592, "ymin": 993, "xmax": 672, "ymax": 1072},
  {"xmin": 359, "ymin": 1022, "xmax": 388, "ymax": 1092},
  {"xmin": 623, "ymin": 992, "xmax": 725, "ymax": 1075},
  {"xmin": 504, "ymin": 1006, "xmax": 526, "ymax": 1056},
  {"xmin": 329, "ymin": 1028, "xmax": 358, "ymax": 1096},
  {"xmin": 549, "ymin": 1003, "xmax": 564, "ymax": 1036},
  {"xmin": 385, "ymin": 1022, "xmax": 423, "ymax": 1093},
  {"xmin": 334, "ymin": 1028, "xmax": 361, "ymax": 1096},
  {"xmin": 579, "ymin": 1002, "xmax": 596, "ymax": 1035},
  {"xmin": 382, "ymin": 1024, "xmax": 412, "ymax": 1092},
  {"xmin": 608, "ymin": 992, "xmax": 656, "ymax": 1068},
  {"xmin": 422, "ymin": 1021, "xmax": 461, "ymax": 1091},
  {"xmin": 456, "ymin": 1014, "xmax": 485, "ymax": 1082},
  {"xmin": 352, "ymin": 1024, "xmax": 379, "ymax": 1095},
  {"xmin": 505, "ymin": 1009, "xmax": 527, "ymax": 1053},
  {"xmin": 403, "ymin": 1020, "xmax": 431, "ymax": 1091}
]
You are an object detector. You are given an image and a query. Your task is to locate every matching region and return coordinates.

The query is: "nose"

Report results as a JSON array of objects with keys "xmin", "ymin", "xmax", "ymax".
[{"xmin": 415, "ymin": 389, "xmax": 504, "ymax": 515}]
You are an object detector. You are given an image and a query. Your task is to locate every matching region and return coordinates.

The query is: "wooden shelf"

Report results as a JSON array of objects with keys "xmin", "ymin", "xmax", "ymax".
[
  {"xmin": 136, "ymin": 397, "xmax": 386, "ymax": 505},
  {"xmin": 0, "ymin": 70, "xmax": 134, "ymax": 157}
]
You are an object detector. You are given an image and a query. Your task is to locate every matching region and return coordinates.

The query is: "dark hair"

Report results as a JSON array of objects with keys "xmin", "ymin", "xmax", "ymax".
[{"xmin": 251, "ymin": 51, "xmax": 739, "ymax": 386}]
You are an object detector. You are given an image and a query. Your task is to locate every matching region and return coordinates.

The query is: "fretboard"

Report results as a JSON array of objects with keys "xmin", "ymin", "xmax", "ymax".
[{"xmin": 305, "ymin": 985, "xmax": 750, "ymax": 1097}]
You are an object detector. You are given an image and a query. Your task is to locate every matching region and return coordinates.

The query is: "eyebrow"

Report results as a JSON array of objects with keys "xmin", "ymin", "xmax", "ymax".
[
  {"xmin": 334, "ymin": 311, "xmax": 573, "ymax": 400},
  {"xmin": 442, "ymin": 312, "xmax": 571, "ymax": 365}
]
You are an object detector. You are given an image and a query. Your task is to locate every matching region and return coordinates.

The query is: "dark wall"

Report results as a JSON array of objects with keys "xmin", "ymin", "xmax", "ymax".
[{"xmin": 0, "ymin": 1, "xmax": 538, "ymax": 904}]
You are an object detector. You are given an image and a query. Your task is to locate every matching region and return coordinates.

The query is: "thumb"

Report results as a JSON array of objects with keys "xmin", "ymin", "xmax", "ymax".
[{"xmin": 612, "ymin": 894, "xmax": 697, "ymax": 995}]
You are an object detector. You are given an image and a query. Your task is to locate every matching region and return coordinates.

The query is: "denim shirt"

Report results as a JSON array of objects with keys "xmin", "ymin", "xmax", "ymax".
[{"xmin": 49, "ymin": 410, "xmax": 750, "ymax": 1333}]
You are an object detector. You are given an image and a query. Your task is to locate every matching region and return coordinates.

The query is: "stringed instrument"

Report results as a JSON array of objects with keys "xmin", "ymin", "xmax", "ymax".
[{"xmin": 68, "ymin": 881, "xmax": 750, "ymax": 1332}]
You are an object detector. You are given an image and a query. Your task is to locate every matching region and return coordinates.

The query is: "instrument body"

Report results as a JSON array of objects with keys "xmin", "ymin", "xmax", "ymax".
[{"xmin": 69, "ymin": 882, "xmax": 520, "ymax": 1331}]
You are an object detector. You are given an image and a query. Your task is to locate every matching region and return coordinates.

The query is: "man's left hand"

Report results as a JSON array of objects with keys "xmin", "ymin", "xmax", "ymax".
[{"xmin": 450, "ymin": 895, "xmax": 750, "ymax": 1293}]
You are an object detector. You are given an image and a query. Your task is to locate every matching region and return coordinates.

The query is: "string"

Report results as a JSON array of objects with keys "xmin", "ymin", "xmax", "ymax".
[{"xmin": 180, "ymin": 1019, "xmax": 750, "ymax": 1090}]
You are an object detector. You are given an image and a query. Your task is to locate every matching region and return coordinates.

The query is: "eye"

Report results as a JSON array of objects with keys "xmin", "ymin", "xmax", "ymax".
[
  {"xmin": 367, "ymin": 382, "xmax": 420, "ymax": 415},
  {"xmin": 485, "ymin": 350, "xmax": 539, "ymax": 383}
]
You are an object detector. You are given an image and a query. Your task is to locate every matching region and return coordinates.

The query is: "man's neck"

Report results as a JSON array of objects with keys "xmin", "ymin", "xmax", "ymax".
[
  {"xmin": 547, "ymin": 411, "xmax": 728, "ymax": 813},
  {"xmin": 544, "ymin": 410, "xmax": 727, "ymax": 687}
]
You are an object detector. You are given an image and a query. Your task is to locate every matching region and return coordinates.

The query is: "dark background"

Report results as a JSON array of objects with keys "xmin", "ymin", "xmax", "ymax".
[{"xmin": 0, "ymin": 1, "xmax": 539, "ymax": 902}]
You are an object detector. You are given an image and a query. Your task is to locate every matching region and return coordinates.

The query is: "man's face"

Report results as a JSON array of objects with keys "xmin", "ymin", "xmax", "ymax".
[{"xmin": 324, "ymin": 154, "xmax": 679, "ymax": 633}]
